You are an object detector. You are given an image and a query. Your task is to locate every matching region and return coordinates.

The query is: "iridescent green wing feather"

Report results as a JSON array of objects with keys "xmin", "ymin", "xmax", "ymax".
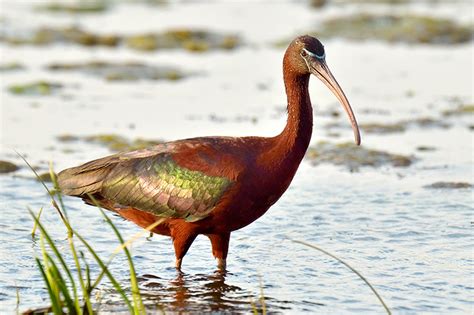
[{"xmin": 101, "ymin": 154, "xmax": 232, "ymax": 222}]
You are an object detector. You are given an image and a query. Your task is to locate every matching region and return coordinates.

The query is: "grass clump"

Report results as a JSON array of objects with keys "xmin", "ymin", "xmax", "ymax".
[
  {"xmin": 19, "ymin": 156, "xmax": 159, "ymax": 314},
  {"xmin": 8, "ymin": 81, "xmax": 63, "ymax": 96}
]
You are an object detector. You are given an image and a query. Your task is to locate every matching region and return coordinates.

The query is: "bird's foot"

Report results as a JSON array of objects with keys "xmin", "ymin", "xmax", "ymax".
[
  {"xmin": 216, "ymin": 258, "xmax": 226, "ymax": 270},
  {"xmin": 175, "ymin": 258, "xmax": 182, "ymax": 270}
]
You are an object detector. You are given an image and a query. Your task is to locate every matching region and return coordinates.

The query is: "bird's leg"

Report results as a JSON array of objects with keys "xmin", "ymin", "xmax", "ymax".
[
  {"xmin": 172, "ymin": 232, "xmax": 197, "ymax": 270},
  {"xmin": 207, "ymin": 232, "xmax": 230, "ymax": 270}
]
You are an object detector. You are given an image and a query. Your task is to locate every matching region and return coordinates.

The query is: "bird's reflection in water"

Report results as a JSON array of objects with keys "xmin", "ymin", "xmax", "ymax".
[{"xmin": 138, "ymin": 270, "xmax": 267, "ymax": 313}]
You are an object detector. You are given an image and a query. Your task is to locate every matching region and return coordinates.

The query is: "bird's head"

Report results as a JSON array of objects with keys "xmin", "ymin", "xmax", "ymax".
[{"xmin": 286, "ymin": 35, "xmax": 361, "ymax": 145}]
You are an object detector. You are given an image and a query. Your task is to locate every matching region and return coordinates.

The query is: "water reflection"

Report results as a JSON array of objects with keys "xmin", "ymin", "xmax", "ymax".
[{"xmin": 139, "ymin": 271, "xmax": 266, "ymax": 313}]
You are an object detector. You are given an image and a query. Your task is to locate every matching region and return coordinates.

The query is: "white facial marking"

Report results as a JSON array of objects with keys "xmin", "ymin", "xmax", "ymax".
[{"xmin": 302, "ymin": 48, "xmax": 325, "ymax": 60}]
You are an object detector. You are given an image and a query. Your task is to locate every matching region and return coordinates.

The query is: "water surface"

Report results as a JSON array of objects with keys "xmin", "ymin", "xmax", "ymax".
[{"xmin": 0, "ymin": 0, "xmax": 472, "ymax": 313}]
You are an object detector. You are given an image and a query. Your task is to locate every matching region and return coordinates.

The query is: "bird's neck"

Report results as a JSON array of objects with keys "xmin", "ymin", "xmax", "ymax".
[{"xmin": 274, "ymin": 71, "xmax": 313, "ymax": 163}]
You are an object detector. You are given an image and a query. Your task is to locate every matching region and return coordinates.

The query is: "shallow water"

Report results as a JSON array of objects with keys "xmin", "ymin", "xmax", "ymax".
[{"xmin": 1, "ymin": 0, "xmax": 473, "ymax": 314}]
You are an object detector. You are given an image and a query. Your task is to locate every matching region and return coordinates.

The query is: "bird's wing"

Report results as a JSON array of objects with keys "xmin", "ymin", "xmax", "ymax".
[{"xmin": 58, "ymin": 145, "xmax": 234, "ymax": 222}]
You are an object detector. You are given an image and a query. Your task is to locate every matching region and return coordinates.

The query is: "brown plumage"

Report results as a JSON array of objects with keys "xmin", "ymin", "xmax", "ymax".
[{"xmin": 58, "ymin": 35, "xmax": 361, "ymax": 270}]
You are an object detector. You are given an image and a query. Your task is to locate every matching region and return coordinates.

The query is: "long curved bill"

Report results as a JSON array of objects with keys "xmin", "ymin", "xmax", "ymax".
[{"xmin": 310, "ymin": 61, "xmax": 361, "ymax": 145}]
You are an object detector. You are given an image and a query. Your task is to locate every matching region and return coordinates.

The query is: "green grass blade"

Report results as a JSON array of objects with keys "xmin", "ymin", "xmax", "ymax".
[
  {"xmin": 67, "ymin": 234, "xmax": 94, "ymax": 314},
  {"xmin": 40, "ymin": 236, "xmax": 62, "ymax": 311},
  {"xmin": 288, "ymin": 238, "xmax": 391, "ymax": 315},
  {"xmin": 250, "ymin": 300, "xmax": 258, "ymax": 315},
  {"xmin": 74, "ymin": 230, "xmax": 134, "ymax": 312},
  {"xmin": 28, "ymin": 209, "xmax": 81, "ymax": 313},
  {"xmin": 15, "ymin": 285, "xmax": 20, "ymax": 315},
  {"xmin": 31, "ymin": 207, "xmax": 44, "ymax": 239},
  {"xmin": 98, "ymin": 208, "xmax": 145, "ymax": 314},
  {"xmin": 45, "ymin": 255, "xmax": 76, "ymax": 312},
  {"xmin": 80, "ymin": 251, "xmax": 92, "ymax": 292},
  {"xmin": 35, "ymin": 257, "xmax": 62, "ymax": 315},
  {"xmin": 49, "ymin": 162, "xmax": 68, "ymax": 218},
  {"xmin": 86, "ymin": 215, "xmax": 163, "ymax": 297},
  {"xmin": 86, "ymin": 194, "xmax": 146, "ymax": 314},
  {"xmin": 259, "ymin": 276, "xmax": 266, "ymax": 315}
]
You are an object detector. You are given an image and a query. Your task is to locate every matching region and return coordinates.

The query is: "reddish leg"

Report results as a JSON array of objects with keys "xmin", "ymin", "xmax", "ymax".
[
  {"xmin": 172, "ymin": 231, "xmax": 197, "ymax": 270},
  {"xmin": 207, "ymin": 232, "xmax": 230, "ymax": 270}
]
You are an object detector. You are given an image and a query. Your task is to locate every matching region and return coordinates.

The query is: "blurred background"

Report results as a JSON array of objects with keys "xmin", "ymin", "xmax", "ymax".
[{"xmin": 0, "ymin": 0, "xmax": 472, "ymax": 313}]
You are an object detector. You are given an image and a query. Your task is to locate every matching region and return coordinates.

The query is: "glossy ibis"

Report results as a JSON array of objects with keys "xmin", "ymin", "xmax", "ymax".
[{"xmin": 58, "ymin": 35, "xmax": 361, "ymax": 270}]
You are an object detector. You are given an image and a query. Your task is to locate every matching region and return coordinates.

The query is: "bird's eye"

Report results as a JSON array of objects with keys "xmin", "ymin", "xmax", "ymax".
[{"xmin": 301, "ymin": 50, "xmax": 308, "ymax": 57}]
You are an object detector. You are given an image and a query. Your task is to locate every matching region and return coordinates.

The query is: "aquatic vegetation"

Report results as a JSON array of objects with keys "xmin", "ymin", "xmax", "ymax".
[
  {"xmin": 187, "ymin": 113, "xmax": 259, "ymax": 124},
  {"xmin": 335, "ymin": 0, "xmax": 408, "ymax": 3},
  {"xmin": 84, "ymin": 134, "xmax": 130, "ymax": 151},
  {"xmin": 276, "ymin": 14, "xmax": 473, "ymax": 45},
  {"xmin": 360, "ymin": 122, "xmax": 406, "ymax": 134},
  {"xmin": 125, "ymin": 34, "xmax": 159, "ymax": 51},
  {"xmin": 36, "ymin": 172, "xmax": 55, "ymax": 182},
  {"xmin": 410, "ymin": 117, "xmax": 451, "ymax": 129},
  {"xmin": 416, "ymin": 146, "xmax": 436, "ymax": 152},
  {"xmin": 57, "ymin": 133, "xmax": 164, "ymax": 152},
  {"xmin": 319, "ymin": 14, "xmax": 473, "ymax": 44},
  {"xmin": 0, "ymin": 160, "xmax": 19, "ymax": 173},
  {"xmin": 36, "ymin": 0, "xmax": 169, "ymax": 13},
  {"xmin": 0, "ymin": 62, "xmax": 24, "ymax": 71},
  {"xmin": 306, "ymin": 141, "xmax": 414, "ymax": 171},
  {"xmin": 47, "ymin": 61, "xmax": 187, "ymax": 81},
  {"xmin": 1, "ymin": 26, "xmax": 120, "ymax": 47},
  {"xmin": 309, "ymin": 0, "xmax": 328, "ymax": 8},
  {"xmin": 8, "ymin": 81, "xmax": 63, "ymax": 96},
  {"xmin": 424, "ymin": 182, "xmax": 472, "ymax": 189},
  {"xmin": 125, "ymin": 29, "xmax": 240, "ymax": 52},
  {"xmin": 36, "ymin": 2, "xmax": 108, "ymax": 14},
  {"xmin": 56, "ymin": 134, "xmax": 80, "ymax": 142},
  {"xmin": 442, "ymin": 104, "xmax": 474, "ymax": 116},
  {"xmin": 344, "ymin": 117, "xmax": 451, "ymax": 135},
  {"xmin": 1, "ymin": 26, "xmax": 240, "ymax": 52}
]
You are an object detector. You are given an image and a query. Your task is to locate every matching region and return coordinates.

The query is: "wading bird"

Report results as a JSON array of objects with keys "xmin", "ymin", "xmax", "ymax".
[{"xmin": 58, "ymin": 35, "xmax": 361, "ymax": 270}]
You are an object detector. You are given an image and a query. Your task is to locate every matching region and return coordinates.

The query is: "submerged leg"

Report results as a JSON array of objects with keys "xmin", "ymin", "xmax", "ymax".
[
  {"xmin": 207, "ymin": 232, "xmax": 231, "ymax": 270},
  {"xmin": 172, "ymin": 231, "xmax": 197, "ymax": 270}
]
